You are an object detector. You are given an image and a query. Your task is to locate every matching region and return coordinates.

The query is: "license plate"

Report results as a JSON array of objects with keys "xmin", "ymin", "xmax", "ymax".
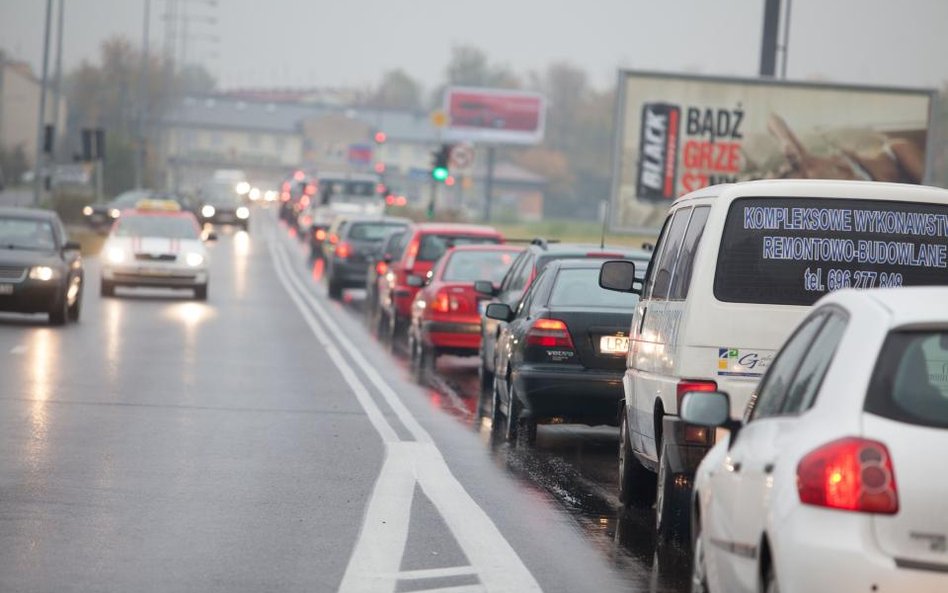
[
  {"xmin": 0, "ymin": 283, "xmax": 12, "ymax": 295},
  {"xmin": 600, "ymin": 335, "xmax": 630, "ymax": 354}
]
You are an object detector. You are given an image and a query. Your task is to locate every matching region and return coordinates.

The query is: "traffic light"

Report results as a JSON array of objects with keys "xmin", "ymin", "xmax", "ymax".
[{"xmin": 431, "ymin": 144, "xmax": 452, "ymax": 182}]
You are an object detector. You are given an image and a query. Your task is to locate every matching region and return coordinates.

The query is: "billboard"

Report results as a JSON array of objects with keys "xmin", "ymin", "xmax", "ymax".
[
  {"xmin": 612, "ymin": 71, "xmax": 937, "ymax": 231},
  {"xmin": 443, "ymin": 87, "xmax": 546, "ymax": 145}
]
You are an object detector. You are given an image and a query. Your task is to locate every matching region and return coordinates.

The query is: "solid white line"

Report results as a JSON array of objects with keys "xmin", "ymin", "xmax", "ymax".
[
  {"xmin": 267, "ymin": 227, "xmax": 542, "ymax": 593},
  {"xmin": 395, "ymin": 566, "xmax": 478, "ymax": 580},
  {"xmin": 416, "ymin": 586, "xmax": 485, "ymax": 593}
]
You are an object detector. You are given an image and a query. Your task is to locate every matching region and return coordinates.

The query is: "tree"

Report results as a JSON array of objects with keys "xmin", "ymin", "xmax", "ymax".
[{"xmin": 366, "ymin": 69, "xmax": 423, "ymax": 110}]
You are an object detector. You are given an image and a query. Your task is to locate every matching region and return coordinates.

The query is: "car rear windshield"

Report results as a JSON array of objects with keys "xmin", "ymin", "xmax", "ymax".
[
  {"xmin": 116, "ymin": 215, "xmax": 199, "ymax": 240},
  {"xmin": 348, "ymin": 222, "xmax": 406, "ymax": 242},
  {"xmin": 715, "ymin": 197, "xmax": 948, "ymax": 305},
  {"xmin": 442, "ymin": 249, "xmax": 520, "ymax": 283},
  {"xmin": 549, "ymin": 267, "xmax": 640, "ymax": 309},
  {"xmin": 865, "ymin": 330, "xmax": 948, "ymax": 429},
  {"xmin": 0, "ymin": 217, "xmax": 56, "ymax": 251},
  {"xmin": 417, "ymin": 234, "xmax": 500, "ymax": 262}
]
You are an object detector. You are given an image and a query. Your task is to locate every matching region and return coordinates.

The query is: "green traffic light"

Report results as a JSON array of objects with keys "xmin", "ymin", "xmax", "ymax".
[{"xmin": 432, "ymin": 167, "xmax": 449, "ymax": 181}]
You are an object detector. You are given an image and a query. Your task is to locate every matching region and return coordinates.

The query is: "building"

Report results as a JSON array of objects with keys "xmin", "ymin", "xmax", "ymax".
[
  {"xmin": 159, "ymin": 94, "xmax": 546, "ymax": 220},
  {"xmin": 0, "ymin": 57, "xmax": 67, "ymax": 172}
]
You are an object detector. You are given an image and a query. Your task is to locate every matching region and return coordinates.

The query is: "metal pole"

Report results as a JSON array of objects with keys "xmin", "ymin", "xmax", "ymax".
[
  {"xmin": 759, "ymin": 0, "xmax": 781, "ymax": 77},
  {"xmin": 483, "ymin": 146, "xmax": 495, "ymax": 222},
  {"xmin": 780, "ymin": 0, "xmax": 792, "ymax": 79},
  {"xmin": 32, "ymin": 0, "xmax": 54, "ymax": 207},
  {"xmin": 136, "ymin": 0, "xmax": 151, "ymax": 188},
  {"xmin": 50, "ymin": 0, "xmax": 64, "ymax": 157}
]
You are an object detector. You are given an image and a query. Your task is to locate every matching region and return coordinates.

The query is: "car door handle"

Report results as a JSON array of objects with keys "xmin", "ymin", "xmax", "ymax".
[
  {"xmin": 763, "ymin": 463, "xmax": 775, "ymax": 474},
  {"xmin": 731, "ymin": 462, "xmax": 742, "ymax": 473}
]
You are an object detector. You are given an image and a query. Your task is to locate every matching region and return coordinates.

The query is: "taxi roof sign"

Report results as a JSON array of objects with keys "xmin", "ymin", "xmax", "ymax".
[{"xmin": 135, "ymin": 198, "xmax": 181, "ymax": 212}]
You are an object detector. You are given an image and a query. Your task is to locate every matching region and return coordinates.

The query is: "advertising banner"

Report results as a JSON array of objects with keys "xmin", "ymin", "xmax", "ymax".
[
  {"xmin": 612, "ymin": 71, "xmax": 936, "ymax": 231},
  {"xmin": 443, "ymin": 87, "xmax": 546, "ymax": 145}
]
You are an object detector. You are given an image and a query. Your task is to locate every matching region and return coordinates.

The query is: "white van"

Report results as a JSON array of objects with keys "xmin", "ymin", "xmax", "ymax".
[{"xmin": 600, "ymin": 179, "xmax": 948, "ymax": 542}]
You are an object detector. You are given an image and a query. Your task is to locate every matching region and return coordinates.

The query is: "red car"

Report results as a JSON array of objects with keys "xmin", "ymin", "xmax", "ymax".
[
  {"xmin": 407, "ymin": 244, "xmax": 522, "ymax": 379},
  {"xmin": 374, "ymin": 223, "xmax": 503, "ymax": 346}
]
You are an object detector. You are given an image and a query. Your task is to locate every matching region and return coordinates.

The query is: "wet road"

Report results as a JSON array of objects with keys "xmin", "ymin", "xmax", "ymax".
[{"xmin": 0, "ymin": 210, "xmax": 690, "ymax": 592}]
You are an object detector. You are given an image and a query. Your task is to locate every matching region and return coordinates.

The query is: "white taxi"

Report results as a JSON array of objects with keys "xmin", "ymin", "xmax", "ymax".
[
  {"xmin": 682, "ymin": 287, "xmax": 948, "ymax": 593},
  {"xmin": 100, "ymin": 200, "xmax": 214, "ymax": 300}
]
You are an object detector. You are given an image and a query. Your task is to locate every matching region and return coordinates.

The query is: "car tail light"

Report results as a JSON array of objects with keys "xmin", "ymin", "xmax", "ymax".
[
  {"xmin": 375, "ymin": 261, "xmax": 388, "ymax": 275},
  {"xmin": 315, "ymin": 229, "xmax": 326, "ymax": 241},
  {"xmin": 676, "ymin": 379, "xmax": 718, "ymax": 410},
  {"xmin": 526, "ymin": 319, "xmax": 574, "ymax": 349},
  {"xmin": 430, "ymin": 290, "xmax": 471, "ymax": 314},
  {"xmin": 336, "ymin": 242, "xmax": 351, "ymax": 259},
  {"xmin": 329, "ymin": 233, "xmax": 338, "ymax": 245},
  {"xmin": 797, "ymin": 437, "xmax": 898, "ymax": 514}
]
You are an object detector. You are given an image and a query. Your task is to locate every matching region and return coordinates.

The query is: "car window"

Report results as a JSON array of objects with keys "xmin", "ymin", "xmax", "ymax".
[
  {"xmin": 549, "ymin": 267, "xmax": 640, "ymax": 309},
  {"xmin": 865, "ymin": 330, "xmax": 948, "ymax": 429},
  {"xmin": 115, "ymin": 215, "xmax": 200, "ymax": 240},
  {"xmin": 498, "ymin": 251, "xmax": 527, "ymax": 291},
  {"xmin": 507, "ymin": 253, "xmax": 534, "ymax": 294},
  {"xmin": 517, "ymin": 267, "xmax": 549, "ymax": 317},
  {"xmin": 668, "ymin": 206, "xmax": 710, "ymax": 300},
  {"xmin": 750, "ymin": 312, "xmax": 827, "ymax": 421},
  {"xmin": 417, "ymin": 234, "xmax": 500, "ymax": 262},
  {"xmin": 781, "ymin": 311, "xmax": 848, "ymax": 414},
  {"xmin": 348, "ymin": 222, "xmax": 406, "ymax": 242},
  {"xmin": 0, "ymin": 217, "xmax": 57, "ymax": 251},
  {"xmin": 646, "ymin": 208, "xmax": 689, "ymax": 300},
  {"xmin": 442, "ymin": 249, "xmax": 520, "ymax": 283}
]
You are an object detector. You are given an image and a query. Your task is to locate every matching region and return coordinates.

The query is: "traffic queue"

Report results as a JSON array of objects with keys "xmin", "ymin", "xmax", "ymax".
[{"xmin": 299, "ymin": 178, "xmax": 948, "ymax": 593}]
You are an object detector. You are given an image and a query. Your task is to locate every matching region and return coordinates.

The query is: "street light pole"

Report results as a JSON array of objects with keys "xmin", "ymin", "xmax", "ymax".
[
  {"xmin": 136, "ymin": 0, "xmax": 151, "ymax": 189},
  {"xmin": 50, "ymin": 0, "xmax": 64, "ymax": 158},
  {"xmin": 32, "ymin": 0, "xmax": 54, "ymax": 207}
]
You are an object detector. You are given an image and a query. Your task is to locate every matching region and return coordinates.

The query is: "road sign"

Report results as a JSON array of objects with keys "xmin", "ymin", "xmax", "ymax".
[
  {"xmin": 449, "ymin": 144, "xmax": 475, "ymax": 170},
  {"xmin": 430, "ymin": 110, "xmax": 447, "ymax": 128}
]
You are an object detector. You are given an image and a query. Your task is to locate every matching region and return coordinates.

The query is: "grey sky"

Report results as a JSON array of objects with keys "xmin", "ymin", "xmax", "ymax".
[{"xmin": 1, "ymin": 0, "xmax": 946, "ymax": 92}]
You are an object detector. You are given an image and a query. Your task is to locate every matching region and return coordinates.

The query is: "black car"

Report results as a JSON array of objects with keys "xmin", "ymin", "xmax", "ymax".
[
  {"xmin": 197, "ymin": 183, "xmax": 250, "ymax": 230},
  {"xmin": 323, "ymin": 216, "xmax": 410, "ymax": 300},
  {"xmin": 364, "ymin": 227, "xmax": 409, "ymax": 324},
  {"xmin": 82, "ymin": 189, "xmax": 152, "ymax": 233},
  {"xmin": 475, "ymin": 239, "xmax": 652, "ymax": 406},
  {"xmin": 485, "ymin": 259, "xmax": 640, "ymax": 446},
  {"xmin": 0, "ymin": 207, "xmax": 83, "ymax": 325}
]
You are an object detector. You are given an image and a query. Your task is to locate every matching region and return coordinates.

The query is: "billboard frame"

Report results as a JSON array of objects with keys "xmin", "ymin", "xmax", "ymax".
[
  {"xmin": 442, "ymin": 86, "xmax": 547, "ymax": 146},
  {"xmin": 608, "ymin": 69, "xmax": 940, "ymax": 234}
]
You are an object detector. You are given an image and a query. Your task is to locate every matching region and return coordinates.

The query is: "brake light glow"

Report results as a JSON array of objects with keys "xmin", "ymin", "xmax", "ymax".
[
  {"xmin": 797, "ymin": 437, "xmax": 898, "ymax": 514},
  {"xmin": 336, "ymin": 242, "xmax": 351, "ymax": 259},
  {"xmin": 526, "ymin": 319, "xmax": 574, "ymax": 349},
  {"xmin": 329, "ymin": 234, "xmax": 338, "ymax": 245},
  {"xmin": 676, "ymin": 379, "xmax": 718, "ymax": 410},
  {"xmin": 375, "ymin": 261, "xmax": 388, "ymax": 275},
  {"xmin": 431, "ymin": 291, "xmax": 451, "ymax": 313},
  {"xmin": 315, "ymin": 229, "xmax": 326, "ymax": 241}
]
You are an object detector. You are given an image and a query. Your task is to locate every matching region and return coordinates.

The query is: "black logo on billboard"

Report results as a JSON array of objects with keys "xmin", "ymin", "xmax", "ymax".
[{"xmin": 637, "ymin": 103, "xmax": 680, "ymax": 201}]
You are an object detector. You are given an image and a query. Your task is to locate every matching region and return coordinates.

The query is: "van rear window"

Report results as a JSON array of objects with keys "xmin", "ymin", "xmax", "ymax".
[{"xmin": 714, "ymin": 197, "xmax": 948, "ymax": 305}]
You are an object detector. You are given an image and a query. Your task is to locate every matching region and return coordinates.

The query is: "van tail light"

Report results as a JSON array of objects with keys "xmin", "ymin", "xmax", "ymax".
[
  {"xmin": 676, "ymin": 379, "xmax": 718, "ymax": 410},
  {"xmin": 526, "ymin": 319, "xmax": 574, "ymax": 349},
  {"xmin": 336, "ymin": 242, "xmax": 351, "ymax": 259},
  {"xmin": 429, "ymin": 290, "xmax": 471, "ymax": 314},
  {"xmin": 797, "ymin": 437, "xmax": 898, "ymax": 514},
  {"xmin": 375, "ymin": 261, "xmax": 388, "ymax": 275}
]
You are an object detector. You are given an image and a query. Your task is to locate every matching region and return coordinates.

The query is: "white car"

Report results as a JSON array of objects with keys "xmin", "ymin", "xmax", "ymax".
[
  {"xmin": 682, "ymin": 287, "xmax": 948, "ymax": 593},
  {"xmin": 100, "ymin": 203, "xmax": 213, "ymax": 300}
]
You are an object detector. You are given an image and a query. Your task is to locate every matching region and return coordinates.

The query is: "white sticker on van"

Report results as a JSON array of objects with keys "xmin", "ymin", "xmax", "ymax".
[{"xmin": 717, "ymin": 348, "xmax": 774, "ymax": 377}]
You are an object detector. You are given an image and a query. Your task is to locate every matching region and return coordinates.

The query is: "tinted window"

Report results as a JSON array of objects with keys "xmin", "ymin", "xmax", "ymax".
[
  {"xmin": 383, "ymin": 231, "xmax": 406, "ymax": 256},
  {"xmin": 417, "ymin": 234, "xmax": 500, "ymax": 262},
  {"xmin": 115, "ymin": 215, "xmax": 200, "ymax": 240},
  {"xmin": 669, "ymin": 206, "xmax": 710, "ymax": 300},
  {"xmin": 442, "ymin": 249, "xmax": 520, "ymax": 283},
  {"xmin": 781, "ymin": 312, "xmax": 848, "ymax": 414},
  {"xmin": 0, "ymin": 217, "xmax": 56, "ymax": 250},
  {"xmin": 649, "ymin": 208, "xmax": 690, "ymax": 299},
  {"xmin": 715, "ymin": 197, "xmax": 948, "ymax": 306},
  {"xmin": 348, "ymin": 223, "xmax": 406, "ymax": 241},
  {"xmin": 750, "ymin": 313, "xmax": 826, "ymax": 421},
  {"xmin": 866, "ymin": 330, "xmax": 948, "ymax": 429},
  {"xmin": 549, "ymin": 268, "xmax": 640, "ymax": 309},
  {"xmin": 507, "ymin": 254, "xmax": 534, "ymax": 293}
]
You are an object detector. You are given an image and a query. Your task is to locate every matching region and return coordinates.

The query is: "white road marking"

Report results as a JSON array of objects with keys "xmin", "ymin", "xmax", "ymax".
[
  {"xmin": 10, "ymin": 345, "xmax": 27, "ymax": 355},
  {"xmin": 395, "ymin": 566, "xmax": 479, "ymax": 580},
  {"xmin": 267, "ymin": 228, "xmax": 542, "ymax": 593}
]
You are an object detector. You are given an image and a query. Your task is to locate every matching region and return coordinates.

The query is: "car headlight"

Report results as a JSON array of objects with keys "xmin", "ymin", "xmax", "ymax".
[
  {"xmin": 82, "ymin": 206, "xmax": 93, "ymax": 216},
  {"xmin": 185, "ymin": 252, "xmax": 205, "ymax": 267},
  {"xmin": 201, "ymin": 205, "xmax": 216, "ymax": 218},
  {"xmin": 236, "ymin": 206, "xmax": 250, "ymax": 219},
  {"xmin": 29, "ymin": 266, "xmax": 57, "ymax": 281},
  {"xmin": 106, "ymin": 247, "xmax": 127, "ymax": 264},
  {"xmin": 109, "ymin": 208, "xmax": 121, "ymax": 218}
]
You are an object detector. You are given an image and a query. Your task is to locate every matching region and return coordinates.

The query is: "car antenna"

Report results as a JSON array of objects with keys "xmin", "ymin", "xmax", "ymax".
[{"xmin": 599, "ymin": 199, "xmax": 609, "ymax": 249}]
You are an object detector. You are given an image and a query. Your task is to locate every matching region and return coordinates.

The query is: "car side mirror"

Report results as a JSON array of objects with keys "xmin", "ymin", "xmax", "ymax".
[
  {"xmin": 680, "ymin": 390, "xmax": 742, "ymax": 436},
  {"xmin": 474, "ymin": 280, "xmax": 496, "ymax": 296},
  {"xmin": 599, "ymin": 260, "xmax": 640, "ymax": 294},
  {"xmin": 485, "ymin": 302, "xmax": 514, "ymax": 322},
  {"xmin": 406, "ymin": 275, "xmax": 425, "ymax": 287},
  {"xmin": 424, "ymin": 270, "xmax": 434, "ymax": 286},
  {"xmin": 62, "ymin": 240, "xmax": 81, "ymax": 252}
]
